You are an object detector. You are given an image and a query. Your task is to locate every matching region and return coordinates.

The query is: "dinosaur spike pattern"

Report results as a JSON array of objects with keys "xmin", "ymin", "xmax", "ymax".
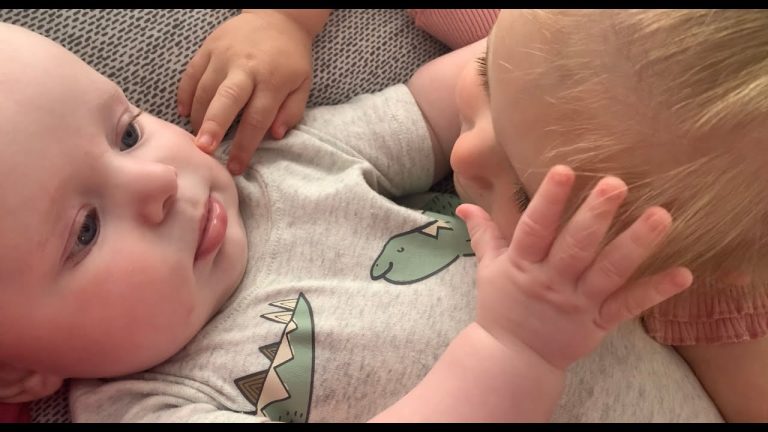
[{"xmin": 235, "ymin": 293, "xmax": 316, "ymax": 423}]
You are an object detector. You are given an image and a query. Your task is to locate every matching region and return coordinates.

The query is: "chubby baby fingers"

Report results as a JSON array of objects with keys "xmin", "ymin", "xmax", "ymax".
[
  {"xmin": 0, "ymin": 383, "xmax": 24, "ymax": 401},
  {"xmin": 0, "ymin": 373, "xmax": 63, "ymax": 403},
  {"xmin": 0, "ymin": 369, "xmax": 33, "ymax": 401},
  {"xmin": 547, "ymin": 176, "xmax": 627, "ymax": 281},
  {"xmin": 509, "ymin": 165, "xmax": 575, "ymax": 263},
  {"xmin": 269, "ymin": 78, "xmax": 311, "ymax": 139},
  {"xmin": 194, "ymin": 72, "xmax": 255, "ymax": 154},
  {"xmin": 596, "ymin": 266, "xmax": 692, "ymax": 330},
  {"xmin": 577, "ymin": 206, "xmax": 673, "ymax": 303},
  {"xmin": 226, "ymin": 90, "xmax": 284, "ymax": 175},
  {"xmin": 455, "ymin": 203, "xmax": 507, "ymax": 263}
]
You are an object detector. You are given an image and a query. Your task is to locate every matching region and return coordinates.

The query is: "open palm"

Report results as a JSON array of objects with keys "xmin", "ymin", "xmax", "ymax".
[{"xmin": 457, "ymin": 165, "xmax": 692, "ymax": 369}]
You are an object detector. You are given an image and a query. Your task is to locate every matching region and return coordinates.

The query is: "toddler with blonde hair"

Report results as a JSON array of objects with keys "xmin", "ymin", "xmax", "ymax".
[{"xmin": 468, "ymin": 10, "xmax": 768, "ymax": 420}]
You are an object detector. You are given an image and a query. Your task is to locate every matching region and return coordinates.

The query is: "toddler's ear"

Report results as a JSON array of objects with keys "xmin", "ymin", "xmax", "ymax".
[{"xmin": 0, "ymin": 371, "xmax": 63, "ymax": 403}]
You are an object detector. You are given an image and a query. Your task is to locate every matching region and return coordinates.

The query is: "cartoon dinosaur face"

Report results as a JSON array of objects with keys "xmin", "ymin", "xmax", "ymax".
[{"xmin": 370, "ymin": 212, "xmax": 474, "ymax": 285}]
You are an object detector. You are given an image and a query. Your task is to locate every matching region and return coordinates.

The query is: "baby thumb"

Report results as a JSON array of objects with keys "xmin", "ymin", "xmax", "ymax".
[{"xmin": 456, "ymin": 203, "xmax": 506, "ymax": 263}]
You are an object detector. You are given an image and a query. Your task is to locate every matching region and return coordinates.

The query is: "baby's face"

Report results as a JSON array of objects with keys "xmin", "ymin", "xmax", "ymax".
[
  {"xmin": 453, "ymin": 10, "xmax": 614, "ymax": 239},
  {"xmin": 452, "ymin": 10, "xmax": 552, "ymax": 240},
  {"xmin": 451, "ymin": 44, "xmax": 525, "ymax": 241},
  {"xmin": 0, "ymin": 24, "xmax": 247, "ymax": 378}
]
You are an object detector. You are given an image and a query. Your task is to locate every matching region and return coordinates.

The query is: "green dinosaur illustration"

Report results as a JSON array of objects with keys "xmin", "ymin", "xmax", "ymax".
[
  {"xmin": 370, "ymin": 209, "xmax": 474, "ymax": 285},
  {"xmin": 235, "ymin": 293, "xmax": 315, "ymax": 422}
]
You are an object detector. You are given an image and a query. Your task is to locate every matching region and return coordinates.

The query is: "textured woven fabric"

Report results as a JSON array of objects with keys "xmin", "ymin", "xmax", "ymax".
[
  {"xmin": 0, "ymin": 9, "xmax": 448, "ymax": 132},
  {"xmin": 28, "ymin": 383, "xmax": 70, "ymax": 424},
  {"xmin": 0, "ymin": 8, "xmax": 449, "ymax": 423}
]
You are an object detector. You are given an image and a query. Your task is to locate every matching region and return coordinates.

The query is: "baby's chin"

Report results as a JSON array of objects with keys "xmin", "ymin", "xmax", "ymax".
[{"xmin": 208, "ymin": 229, "xmax": 247, "ymax": 319}]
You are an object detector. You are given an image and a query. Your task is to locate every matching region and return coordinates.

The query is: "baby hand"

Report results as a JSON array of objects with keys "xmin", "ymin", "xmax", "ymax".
[
  {"xmin": 456, "ymin": 165, "xmax": 692, "ymax": 370},
  {"xmin": 0, "ymin": 363, "xmax": 62, "ymax": 403},
  {"xmin": 177, "ymin": 10, "xmax": 314, "ymax": 175}
]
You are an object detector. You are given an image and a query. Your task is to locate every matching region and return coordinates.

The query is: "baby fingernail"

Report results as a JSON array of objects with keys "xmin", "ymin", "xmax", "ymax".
[
  {"xmin": 673, "ymin": 269, "xmax": 693, "ymax": 287},
  {"xmin": 645, "ymin": 210, "xmax": 669, "ymax": 232},
  {"xmin": 228, "ymin": 160, "xmax": 241, "ymax": 174},
  {"xmin": 549, "ymin": 165, "xmax": 574, "ymax": 185},
  {"xmin": 197, "ymin": 134, "xmax": 213, "ymax": 151}
]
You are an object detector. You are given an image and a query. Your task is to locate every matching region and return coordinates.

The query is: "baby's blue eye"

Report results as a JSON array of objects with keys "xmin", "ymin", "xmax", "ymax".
[
  {"xmin": 65, "ymin": 208, "xmax": 99, "ymax": 266},
  {"xmin": 120, "ymin": 122, "xmax": 140, "ymax": 151},
  {"xmin": 77, "ymin": 210, "xmax": 99, "ymax": 247}
]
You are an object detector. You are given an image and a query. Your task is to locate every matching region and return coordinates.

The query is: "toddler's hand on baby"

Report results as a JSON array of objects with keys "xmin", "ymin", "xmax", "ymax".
[
  {"xmin": 177, "ymin": 10, "xmax": 314, "ymax": 175},
  {"xmin": 456, "ymin": 165, "xmax": 693, "ymax": 370},
  {"xmin": 0, "ymin": 363, "xmax": 62, "ymax": 403}
]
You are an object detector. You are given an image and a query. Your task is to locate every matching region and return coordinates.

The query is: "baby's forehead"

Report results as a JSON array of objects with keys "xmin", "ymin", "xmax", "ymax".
[
  {"xmin": 0, "ymin": 29, "xmax": 123, "ymax": 220},
  {"xmin": 0, "ymin": 24, "xmax": 127, "ymax": 289},
  {"xmin": 0, "ymin": 23, "xmax": 116, "ymax": 92},
  {"xmin": 0, "ymin": 47, "xmax": 123, "ymax": 142}
]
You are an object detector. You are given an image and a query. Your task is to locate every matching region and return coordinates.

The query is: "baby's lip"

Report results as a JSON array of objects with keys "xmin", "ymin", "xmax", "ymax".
[
  {"xmin": 195, "ymin": 195, "xmax": 211, "ymax": 255},
  {"xmin": 194, "ymin": 194, "xmax": 228, "ymax": 262}
]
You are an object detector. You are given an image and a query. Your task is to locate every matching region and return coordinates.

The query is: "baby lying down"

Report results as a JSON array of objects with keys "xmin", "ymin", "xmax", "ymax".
[{"xmin": 0, "ymin": 12, "xmax": 740, "ymax": 421}]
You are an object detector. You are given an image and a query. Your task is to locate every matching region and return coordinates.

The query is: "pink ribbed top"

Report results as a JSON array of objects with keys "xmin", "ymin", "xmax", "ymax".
[
  {"xmin": 407, "ymin": 9, "xmax": 500, "ymax": 49},
  {"xmin": 643, "ymin": 278, "xmax": 768, "ymax": 345},
  {"xmin": 0, "ymin": 403, "xmax": 30, "ymax": 423}
]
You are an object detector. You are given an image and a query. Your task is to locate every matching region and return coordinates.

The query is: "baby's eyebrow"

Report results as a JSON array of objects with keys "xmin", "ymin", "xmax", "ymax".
[
  {"xmin": 100, "ymin": 85, "xmax": 130, "ymax": 121},
  {"xmin": 107, "ymin": 85, "xmax": 127, "ymax": 105}
]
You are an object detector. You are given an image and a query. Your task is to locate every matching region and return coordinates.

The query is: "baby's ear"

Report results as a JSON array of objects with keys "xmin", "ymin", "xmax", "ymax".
[{"xmin": 0, "ymin": 371, "xmax": 63, "ymax": 403}]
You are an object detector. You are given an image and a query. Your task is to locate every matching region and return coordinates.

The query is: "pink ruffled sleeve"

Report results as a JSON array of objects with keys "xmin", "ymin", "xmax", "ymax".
[
  {"xmin": 407, "ymin": 9, "xmax": 500, "ymax": 49},
  {"xmin": 0, "ymin": 403, "xmax": 30, "ymax": 423},
  {"xmin": 643, "ymin": 279, "xmax": 768, "ymax": 345}
]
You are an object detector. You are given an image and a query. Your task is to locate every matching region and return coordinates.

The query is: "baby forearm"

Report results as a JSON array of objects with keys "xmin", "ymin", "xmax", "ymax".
[{"xmin": 370, "ymin": 322, "xmax": 566, "ymax": 422}]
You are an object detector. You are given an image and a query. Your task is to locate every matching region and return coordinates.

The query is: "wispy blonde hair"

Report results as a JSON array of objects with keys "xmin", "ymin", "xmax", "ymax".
[{"xmin": 524, "ymin": 10, "xmax": 768, "ymax": 286}]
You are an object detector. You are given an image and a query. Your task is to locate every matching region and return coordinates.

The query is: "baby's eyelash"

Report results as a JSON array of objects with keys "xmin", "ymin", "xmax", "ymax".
[
  {"xmin": 514, "ymin": 184, "xmax": 531, "ymax": 212},
  {"xmin": 475, "ymin": 52, "xmax": 490, "ymax": 96}
]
